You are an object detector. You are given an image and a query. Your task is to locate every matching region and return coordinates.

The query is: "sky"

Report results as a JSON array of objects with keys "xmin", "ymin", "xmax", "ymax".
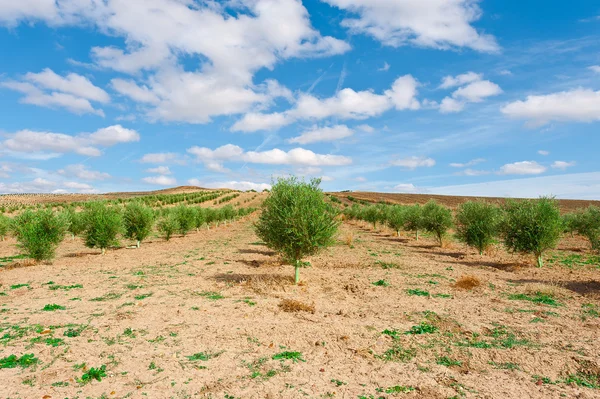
[{"xmin": 0, "ymin": 0, "xmax": 599, "ymax": 199}]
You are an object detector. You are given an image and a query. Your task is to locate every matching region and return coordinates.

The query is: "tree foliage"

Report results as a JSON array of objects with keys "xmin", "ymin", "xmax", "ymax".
[
  {"xmin": 173, "ymin": 205, "xmax": 195, "ymax": 236},
  {"xmin": 123, "ymin": 202, "xmax": 154, "ymax": 248},
  {"xmin": 157, "ymin": 213, "xmax": 179, "ymax": 241},
  {"xmin": 386, "ymin": 205, "xmax": 405, "ymax": 236},
  {"xmin": 254, "ymin": 177, "xmax": 339, "ymax": 284},
  {"xmin": 500, "ymin": 197, "xmax": 562, "ymax": 267},
  {"xmin": 13, "ymin": 209, "xmax": 67, "ymax": 261},
  {"xmin": 421, "ymin": 201, "xmax": 453, "ymax": 246},
  {"xmin": 455, "ymin": 201, "xmax": 500, "ymax": 255},
  {"xmin": 0, "ymin": 214, "xmax": 10, "ymax": 241},
  {"xmin": 572, "ymin": 206, "xmax": 600, "ymax": 251},
  {"xmin": 403, "ymin": 204, "xmax": 424, "ymax": 240},
  {"xmin": 82, "ymin": 202, "xmax": 123, "ymax": 254}
]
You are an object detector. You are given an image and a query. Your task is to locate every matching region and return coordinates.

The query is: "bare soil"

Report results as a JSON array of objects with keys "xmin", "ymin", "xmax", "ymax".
[{"xmin": 1, "ymin": 215, "xmax": 599, "ymax": 398}]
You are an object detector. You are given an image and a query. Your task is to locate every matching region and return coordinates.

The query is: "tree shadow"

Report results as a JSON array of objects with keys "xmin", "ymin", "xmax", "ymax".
[
  {"xmin": 238, "ymin": 248, "xmax": 277, "ymax": 256},
  {"xmin": 381, "ymin": 237, "xmax": 410, "ymax": 243},
  {"xmin": 213, "ymin": 272, "xmax": 294, "ymax": 286},
  {"xmin": 65, "ymin": 251, "xmax": 102, "ymax": 258},
  {"xmin": 438, "ymin": 258, "xmax": 522, "ymax": 272},
  {"xmin": 509, "ymin": 278, "xmax": 600, "ymax": 297}
]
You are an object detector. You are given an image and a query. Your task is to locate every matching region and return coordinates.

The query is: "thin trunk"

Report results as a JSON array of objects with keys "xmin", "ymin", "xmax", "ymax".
[
  {"xmin": 396, "ymin": 230, "xmax": 400, "ymax": 237},
  {"xmin": 101, "ymin": 248, "xmax": 106, "ymax": 255},
  {"xmin": 71, "ymin": 233, "xmax": 75, "ymax": 240},
  {"xmin": 136, "ymin": 240, "xmax": 140, "ymax": 249},
  {"xmin": 536, "ymin": 254, "xmax": 543, "ymax": 268},
  {"xmin": 416, "ymin": 230, "xmax": 419, "ymax": 241},
  {"xmin": 295, "ymin": 266, "xmax": 300, "ymax": 285},
  {"xmin": 479, "ymin": 249, "xmax": 483, "ymax": 256}
]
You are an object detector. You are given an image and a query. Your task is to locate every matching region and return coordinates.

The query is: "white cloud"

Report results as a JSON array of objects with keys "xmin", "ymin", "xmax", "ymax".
[
  {"xmin": 191, "ymin": 179, "xmax": 271, "ymax": 191},
  {"xmin": 231, "ymin": 112, "xmax": 291, "ymax": 133},
  {"xmin": 378, "ymin": 62, "xmax": 390, "ymax": 72},
  {"xmin": 551, "ymin": 161, "xmax": 576, "ymax": 170},
  {"xmin": 499, "ymin": 69, "xmax": 513, "ymax": 76},
  {"xmin": 0, "ymin": 1, "xmax": 350, "ymax": 124},
  {"xmin": 439, "ymin": 72, "xmax": 482, "ymax": 89},
  {"xmin": 139, "ymin": 153, "xmax": 179, "ymax": 164},
  {"xmin": 356, "ymin": 124, "xmax": 374, "ymax": 133},
  {"xmin": 322, "ymin": 0, "xmax": 498, "ymax": 52},
  {"xmin": 1, "ymin": 125, "xmax": 139, "ymax": 158},
  {"xmin": 498, "ymin": 161, "xmax": 547, "ymax": 175},
  {"xmin": 1, "ymin": 68, "xmax": 109, "ymax": 115},
  {"xmin": 145, "ymin": 166, "xmax": 172, "ymax": 175},
  {"xmin": 538, "ymin": 150, "xmax": 550, "ymax": 156},
  {"xmin": 390, "ymin": 156, "xmax": 435, "ymax": 169},
  {"xmin": 57, "ymin": 164, "xmax": 110, "ymax": 181},
  {"xmin": 588, "ymin": 65, "xmax": 600, "ymax": 73},
  {"xmin": 234, "ymin": 74, "xmax": 420, "ymax": 132},
  {"xmin": 288, "ymin": 125, "xmax": 354, "ymax": 144},
  {"xmin": 460, "ymin": 168, "xmax": 490, "ymax": 176},
  {"xmin": 501, "ymin": 88, "xmax": 600, "ymax": 126},
  {"xmin": 449, "ymin": 158, "xmax": 485, "ymax": 168},
  {"xmin": 0, "ymin": 177, "xmax": 98, "ymax": 194},
  {"xmin": 187, "ymin": 144, "xmax": 352, "ymax": 170},
  {"xmin": 142, "ymin": 175, "xmax": 177, "ymax": 186},
  {"xmin": 439, "ymin": 73, "xmax": 502, "ymax": 113},
  {"xmin": 393, "ymin": 183, "xmax": 420, "ymax": 193}
]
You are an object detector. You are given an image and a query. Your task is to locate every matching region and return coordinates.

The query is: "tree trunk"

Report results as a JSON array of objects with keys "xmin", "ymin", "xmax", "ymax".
[
  {"xmin": 136, "ymin": 240, "xmax": 140, "ymax": 249},
  {"xmin": 416, "ymin": 230, "xmax": 419, "ymax": 241},
  {"xmin": 396, "ymin": 230, "xmax": 400, "ymax": 237},
  {"xmin": 295, "ymin": 266, "xmax": 300, "ymax": 285},
  {"xmin": 71, "ymin": 233, "xmax": 75, "ymax": 240},
  {"xmin": 101, "ymin": 248, "xmax": 106, "ymax": 255},
  {"xmin": 536, "ymin": 254, "xmax": 543, "ymax": 268}
]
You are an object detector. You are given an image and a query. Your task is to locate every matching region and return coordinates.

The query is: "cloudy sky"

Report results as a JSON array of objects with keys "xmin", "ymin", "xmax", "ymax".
[{"xmin": 0, "ymin": 1, "xmax": 599, "ymax": 198}]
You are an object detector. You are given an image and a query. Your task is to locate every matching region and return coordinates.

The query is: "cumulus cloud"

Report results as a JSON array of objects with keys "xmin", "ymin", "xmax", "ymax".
[
  {"xmin": 233, "ymin": 75, "xmax": 420, "ymax": 132},
  {"xmin": 459, "ymin": 169, "xmax": 490, "ymax": 176},
  {"xmin": 538, "ymin": 150, "xmax": 550, "ymax": 156},
  {"xmin": 187, "ymin": 144, "xmax": 351, "ymax": 171},
  {"xmin": 439, "ymin": 72, "xmax": 502, "ymax": 113},
  {"xmin": 551, "ymin": 161, "xmax": 576, "ymax": 170},
  {"xmin": 142, "ymin": 175, "xmax": 177, "ymax": 186},
  {"xmin": 0, "ymin": 1, "xmax": 350, "ymax": 124},
  {"xmin": 139, "ymin": 153, "xmax": 180, "ymax": 164},
  {"xmin": 0, "ymin": 125, "xmax": 139, "ymax": 158},
  {"xmin": 393, "ymin": 183, "xmax": 420, "ymax": 193},
  {"xmin": 588, "ymin": 65, "xmax": 600, "ymax": 73},
  {"xmin": 0, "ymin": 177, "xmax": 99, "ymax": 194},
  {"xmin": 501, "ymin": 88, "xmax": 600, "ymax": 126},
  {"xmin": 288, "ymin": 125, "xmax": 354, "ymax": 144},
  {"xmin": 57, "ymin": 164, "xmax": 110, "ymax": 181},
  {"xmin": 322, "ymin": 0, "xmax": 498, "ymax": 52},
  {"xmin": 1, "ymin": 68, "xmax": 108, "ymax": 115},
  {"xmin": 498, "ymin": 161, "xmax": 547, "ymax": 175},
  {"xmin": 390, "ymin": 156, "xmax": 435, "ymax": 170}
]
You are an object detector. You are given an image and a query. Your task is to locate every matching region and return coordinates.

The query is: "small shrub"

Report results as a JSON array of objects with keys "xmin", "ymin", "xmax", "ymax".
[
  {"xmin": 386, "ymin": 205, "xmax": 405, "ymax": 236},
  {"xmin": 272, "ymin": 351, "xmax": 305, "ymax": 363},
  {"xmin": 422, "ymin": 201, "xmax": 453, "ymax": 246},
  {"xmin": 157, "ymin": 213, "xmax": 179, "ymax": 241},
  {"xmin": 278, "ymin": 299, "xmax": 315, "ymax": 313},
  {"xmin": 0, "ymin": 354, "xmax": 38, "ymax": 369},
  {"xmin": 82, "ymin": 202, "xmax": 122, "ymax": 255},
  {"xmin": 454, "ymin": 275, "xmax": 481, "ymax": 290},
  {"xmin": 0, "ymin": 215, "xmax": 11, "ymax": 241},
  {"xmin": 123, "ymin": 202, "xmax": 154, "ymax": 248},
  {"xmin": 79, "ymin": 365, "xmax": 106, "ymax": 384},
  {"xmin": 173, "ymin": 205, "xmax": 195, "ymax": 236},
  {"xmin": 13, "ymin": 209, "xmax": 67, "ymax": 261},
  {"xmin": 455, "ymin": 201, "xmax": 500, "ymax": 255},
  {"xmin": 254, "ymin": 177, "xmax": 339, "ymax": 284},
  {"xmin": 501, "ymin": 197, "xmax": 562, "ymax": 267},
  {"xmin": 572, "ymin": 206, "xmax": 600, "ymax": 251}
]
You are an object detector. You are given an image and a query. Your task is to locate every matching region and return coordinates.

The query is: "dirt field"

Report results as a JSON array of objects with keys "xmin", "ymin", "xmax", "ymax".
[{"xmin": 1, "ymin": 202, "xmax": 600, "ymax": 398}]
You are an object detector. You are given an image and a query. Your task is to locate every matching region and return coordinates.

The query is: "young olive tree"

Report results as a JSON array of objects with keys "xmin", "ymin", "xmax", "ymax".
[
  {"xmin": 157, "ymin": 213, "xmax": 179, "ymax": 241},
  {"xmin": 403, "ymin": 204, "xmax": 424, "ymax": 240},
  {"xmin": 572, "ymin": 206, "xmax": 600, "ymax": 251},
  {"xmin": 500, "ymin": 197, "xmax": 562, "ymax": 267},
  {"xmin": 0, "ymin": 214, "xmax": 10, "ymax": 241},
  {"xmin": 386, "ymin": 205, "xmax": 405, "ymax": 236},
  {"xmin": 123, "ymin": 202, "xmax": 154, "ymax": 248},
  {"xmin": 13, "ymin": 209, "xmax": 67, "ymax": 261},
  {"xmin": 455, "ymin": 201, "xmax": 500, "ymax": 255},
  {"xmin": 421, "ymin": 201, "xmax": 453, "ymax": 246},
  {"xmin": 83, "ymin": 202, "xmax": 123, "ymax": 255},
  {"xmin": 254, "ymin": 177, "xmax": 339, "ymax": 284},
  {"xmin": 173, "ymin": 205, "xmax": 195, "ymax": 236},
  {"xmin": 193, "ymin": 207, "xmax": 206, "ymax": 231}
]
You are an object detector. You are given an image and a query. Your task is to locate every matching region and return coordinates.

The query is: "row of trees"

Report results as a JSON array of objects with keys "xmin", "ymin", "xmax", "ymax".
[
  {"xmin": 344, "ymin": 199, "xmax": 600, "ymax": 267},
  {"xmin": 0, "ymin": 203, "xmax": 256, "ymax": 261}
]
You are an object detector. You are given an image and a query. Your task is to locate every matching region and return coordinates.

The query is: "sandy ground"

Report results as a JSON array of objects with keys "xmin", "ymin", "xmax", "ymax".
[{"xmin": 0, "ymin": 216, "xmax": 599, "ymax": 399}]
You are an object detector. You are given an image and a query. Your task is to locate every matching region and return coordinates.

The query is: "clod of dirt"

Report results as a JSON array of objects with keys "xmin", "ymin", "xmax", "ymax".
[
  {"xmin": 278, "ymin": 298, "xmax": 315, "ymax": 313},
  {"xmin": 453, "ymin": 275, "xmax": 482, "ymax": 290}
]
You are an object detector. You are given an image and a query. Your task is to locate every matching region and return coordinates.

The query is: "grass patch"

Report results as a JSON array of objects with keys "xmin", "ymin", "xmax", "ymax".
[
  {"xmin": 0, "ymin": 354, "xmax": 38, "ymax": 369},
  {"xmin": 90, "ymin": 292, "xmax": 122, "ymax": 302},
  {"xmin": 406, "ymin": 289, "xmax": 430, "ymax": 297},
  {"xmin": 405, "ymin": 322, "xmax": 438, "ymax": 335},
  {"xmin": 508, "ymin": 292, "xmax": 562, "ymax": 307},
  {"xmin": 436, "ymin": 356, "xmax": 462, "ymax": 367},
  {"xmin": 78, "ymin": 365, "xmax": 106, "ymax": 384},
  {"xmin": 375, "ymin": 345, "xmax": 416, "ymax": 362},
  {"xmin": 48, "ymin": 284, "xmax": 83, "ymax": 291},
  {"xmin": 272, "ymin": 351, "xmax": 305, "ymax": 363},
  {"xmin": 186, "ymin": 351, "xmax": 222, "ymax": 361},
  {"xmin": 372, "ymin": 279, "xmax": 390, "ymax": 287},
  {"xmin": 196, "ymin": 291, "xmax": 224, "ymax": 300},
  {"xmin": 376, "ymin": 261, "xmax": 400, "ymax": 269},
  {"xmin": 42, "ymin": 304, "xmax": 65, "ymax": 311},
  {"xmin": 134, "ymin": 293, "xmax": 153, "ymax": 300},
  {"xmin": 10, "ymin": 283, "xmax": 30, "ymax": 290}
]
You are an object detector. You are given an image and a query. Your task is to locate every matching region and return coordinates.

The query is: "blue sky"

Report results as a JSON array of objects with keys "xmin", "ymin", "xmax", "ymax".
[{"xmin": 0, "ymin": 0, "xmax": 599, "ymax": 198}]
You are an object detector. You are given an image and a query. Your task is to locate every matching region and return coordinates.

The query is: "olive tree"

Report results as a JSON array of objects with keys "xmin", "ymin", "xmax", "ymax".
[
  {"xmin": 13, "ymin": 209, "xmax": 67, "ymax": 261},
  {"xmin": 500, "ymin": 197, "xmax": 562, "ymax": 267},
  {"xmin": 157, "ymin": 213, "xmax": 179, "ymax": 241},
  {"xmin": 173, "ymin": 205, "xmax": 195, "ymax": 236},
  {"xmin": 254, "ymin": 177, "xmax": 339, "ymax": 284},
  {"xmin": 421, "ymin": 201, "xmax": 453, "ymax": 246},
  {"xmin": 386, "ymin": 205, "xmax": 405, "ymax": 236},
  {"xmin": 572, "ymin": 206, "xmax": 600, "ymax": 251},
  {"xmin": 123, "ymin": 202, "xmax": 154, "ymax": 248},
  {"xmin": 83, "ymin": 202, "xmax": 123, "ymax": 255},
  {"xmin": 455, "ymin": 201, "xmax": 500, "ymax": 255},
  {"xmin": 403, "ymin": 204, "xmax": 424, "ymax": 240},
  {"xmin": 193, "ymin": 207, "xmax": 206, "ymax": 231},
  {"xmin": 0, "ymin": 214, "xmax": 10, "ymax": 241}
]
